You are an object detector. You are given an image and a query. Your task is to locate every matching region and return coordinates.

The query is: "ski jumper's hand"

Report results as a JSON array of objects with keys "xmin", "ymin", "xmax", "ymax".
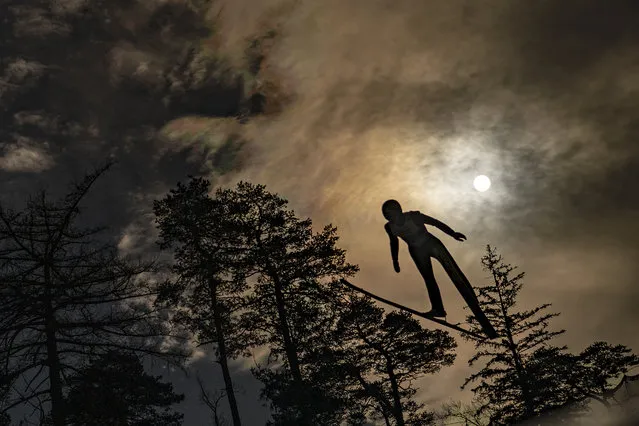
[
  {"xmin": 385, "ymin": 223, "xmax": 402, "ymax": 273},
  {"xmin": 453, "ymin": 232, "xmax": 467, "ymax": 242}
]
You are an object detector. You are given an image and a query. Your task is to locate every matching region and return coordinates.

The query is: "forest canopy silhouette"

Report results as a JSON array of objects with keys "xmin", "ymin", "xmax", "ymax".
[{"xmin": 1, "ymin": 164, "xmax": 638, "ymax": 425}]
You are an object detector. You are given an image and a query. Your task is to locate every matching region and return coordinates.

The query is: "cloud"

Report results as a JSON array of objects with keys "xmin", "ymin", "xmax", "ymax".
[
  {"xmin": 206, "ymin": 0, "xmax": 638, "ymax": 246},
  {"xmin": 499, "ymin": 0, "xmax": 639, "ymax": 91},
  {"xmin": 0, "ymin": 137, "xmax": 54, "ymax": 172}
]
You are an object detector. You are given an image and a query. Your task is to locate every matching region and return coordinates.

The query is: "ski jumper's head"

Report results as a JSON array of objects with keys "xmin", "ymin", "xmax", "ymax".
[{"xmin": 382, "ymin": 199, "xmax": 403, "ymax": 223}]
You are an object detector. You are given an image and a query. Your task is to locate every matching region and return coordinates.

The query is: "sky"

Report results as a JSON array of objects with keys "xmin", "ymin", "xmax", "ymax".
[
  {"xmin": 213, "ymin": 0, "xmax": 639, "ymax": 414},
  {"xmin": 2, "ymin": 0, "xmax": 639, "ymax": 424}
]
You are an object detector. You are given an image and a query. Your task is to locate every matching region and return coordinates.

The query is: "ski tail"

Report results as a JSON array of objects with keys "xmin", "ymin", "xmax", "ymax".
[{"xmin": 465, "ymin": 296, "xmax": 498, "ymax": 339}]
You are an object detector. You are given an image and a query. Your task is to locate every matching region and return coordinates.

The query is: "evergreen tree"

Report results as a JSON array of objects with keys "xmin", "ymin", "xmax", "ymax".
[
  {"xmin": 573, "ymin": 342, "xmax": 639, "ymax": 408},
  {"xmin": 207, "ymin": 181, "xmax": 359, "ymax": 424},
  {"xmin": 314, "ymin": 296, "xmax": 457, "ymax": 425},
  {"xmin": 464, "ymin": 246, "xmax": 639, "ymax": 424},
  {"xmin": 153, "ymin": 178, "xmax": 247, "ymax": 426},
  {"xmin": 154, "ymin": 178, "xmax": 359, "ymax": 424},
  {"xmin": 61, "ymin": 350, "xmax": 184, "ymax": 425},
  {"xmin": 462, "ymin": 245, "xmax": 569, "ymax": 425}
]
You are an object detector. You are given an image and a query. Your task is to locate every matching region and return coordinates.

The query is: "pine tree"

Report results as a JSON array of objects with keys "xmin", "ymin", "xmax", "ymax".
[
  {"xmin": 313, "ymin": 296, "xmax": 457, "ymax": 425},
  {"xmin": 574, "ymin": 342, "xmax": 639, "ymax": 407},
  {"xmin": 462, "ymin": 245, "xmax": 569, "ymax": 425},
  {"xmin": 60, "ymin": 350, "xmax": 184, "ymax": 425},
  {"xmin": 208, "ymin": 181, "xmax": 359, "ymax": 425},
  {"xmin": 154, "ymin": 178, "xmax": 359, "ymax": 424},
  {"xmin": 153, "ymin": 177, "xmax": 248, "ymax": 426}
]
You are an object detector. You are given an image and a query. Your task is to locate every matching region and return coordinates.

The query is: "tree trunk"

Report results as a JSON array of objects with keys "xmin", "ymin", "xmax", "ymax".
[
  {"xmin": 386, "ymin": 360, "xmax": 405, "ymax": 426},
  {"xmin": 209, "ymin": 278, "xmax": 242, "ymax": 426},
  {"xmin": 505, "ymin": 325, "xmax": 533, "ymax": 416},
  {"xmin": 271, "ymin": 274, "xmax": 303, "ymax": 384},
  {"xmin": 351, "ymin": 367, "xmax": 393, "ymax": 417},
  {"xmin": 44, "ymin": 264, "xmax": 64, "ymax": 426},
  {"xmin": 494, "ymin": 271, "xmax": 534, "ymax": 418},
  {"xmin": 269, "ymin": 269, "xmax": 310, "ymax": 423},
  {"xmin": 382, "ymin": 412, "xmax": 392, "ymax": 426}
]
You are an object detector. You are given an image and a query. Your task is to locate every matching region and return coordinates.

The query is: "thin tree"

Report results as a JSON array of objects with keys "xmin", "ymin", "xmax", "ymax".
[
  {"xmin": 437, "ymin": 400, "xmax": 489, "ymax": 426},
  {"xmin": 153, "ymin": 178, "xmax": 246, "ymax": 426},
  {"xmin": 462, "ymin": 245, "xmax": 568, "ymax": 425},
  {"xmin": 0, "ymin": 162, "xmax": 186, "ymax": 425},
  {"xmin": 197, "ymin": 375, "xmax": 231, "ymax": 426}
]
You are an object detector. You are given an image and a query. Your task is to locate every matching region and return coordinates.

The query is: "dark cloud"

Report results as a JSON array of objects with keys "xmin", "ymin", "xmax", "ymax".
[
  {"xmin": 503, "ymin": 0, "xmax": 639, "ymax": 88},
  {"xmin": 493, "ymin": 0, "xmax": 639, "ymax": 224},
  {"xmin": 0, "ymin": 1, "xmax": 281, "ymax": 422}
]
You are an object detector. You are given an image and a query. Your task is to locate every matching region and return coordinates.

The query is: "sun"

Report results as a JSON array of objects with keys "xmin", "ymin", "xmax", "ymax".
[{"xmin": 473, "ymin": 175, "xmax": 491, "ymax": 192}]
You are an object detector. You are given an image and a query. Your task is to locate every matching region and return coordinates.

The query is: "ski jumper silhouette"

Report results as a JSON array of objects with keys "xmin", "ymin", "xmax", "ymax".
[{"xmin": 382, "ymin": 199, "xmax": 497, "ymax": 338}]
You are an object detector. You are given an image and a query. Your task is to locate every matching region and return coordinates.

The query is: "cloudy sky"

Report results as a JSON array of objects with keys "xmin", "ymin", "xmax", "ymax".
[
  {"xmin": 2, "ymin": 0, "xmax": 639, "ymax": 424},
  {"xmin": 215, "ymin": 0, "xmax": 639, "ymax": 418}
]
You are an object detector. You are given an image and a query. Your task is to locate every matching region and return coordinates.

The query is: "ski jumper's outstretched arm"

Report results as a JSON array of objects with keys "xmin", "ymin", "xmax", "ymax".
[
  {"xmin": 420, "ymin": 213, "xmax": 466, "ymax": 241},
  {"xmin": 384, "ymin": 223, "xmax": 401, "ymax": 272}
]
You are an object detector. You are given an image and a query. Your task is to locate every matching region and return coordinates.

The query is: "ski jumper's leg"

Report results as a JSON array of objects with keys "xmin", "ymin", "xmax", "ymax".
[
  {"xmin": 408, "ymin": 245, "xmax": 445, "ymax": 312},
  {"xmin": 432, "ymin": 243, "xmax": 480, "ymax": 307},
  {"xmin": 433, "ymin": 243, "xmax": 498, "ymax": 338}
]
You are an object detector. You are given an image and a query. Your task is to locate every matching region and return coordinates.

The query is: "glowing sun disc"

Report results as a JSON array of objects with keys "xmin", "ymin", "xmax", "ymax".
[{"xmin": 473, "ymin": 175, "xmax": 491, "ymax": 192}]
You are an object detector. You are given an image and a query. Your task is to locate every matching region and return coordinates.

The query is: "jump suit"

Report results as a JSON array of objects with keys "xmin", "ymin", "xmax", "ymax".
[{"xmin": 387, "ymin": 211, "xmax": 480, "ymax": 314}]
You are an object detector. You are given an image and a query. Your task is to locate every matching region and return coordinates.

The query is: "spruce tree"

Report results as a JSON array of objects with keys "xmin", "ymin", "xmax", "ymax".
[
  {"xmin": 464, "ymin": 246, "xmax": 639, "ymax": 424},
  {"xmin": 462, "ymin": 245, "xmax": 568, "ymax": 424}
]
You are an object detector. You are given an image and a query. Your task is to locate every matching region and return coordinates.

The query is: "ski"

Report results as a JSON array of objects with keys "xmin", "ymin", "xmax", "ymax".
[{"xmin": 339, "ymin": 278, "xmax": 493, "ymax": 341}]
